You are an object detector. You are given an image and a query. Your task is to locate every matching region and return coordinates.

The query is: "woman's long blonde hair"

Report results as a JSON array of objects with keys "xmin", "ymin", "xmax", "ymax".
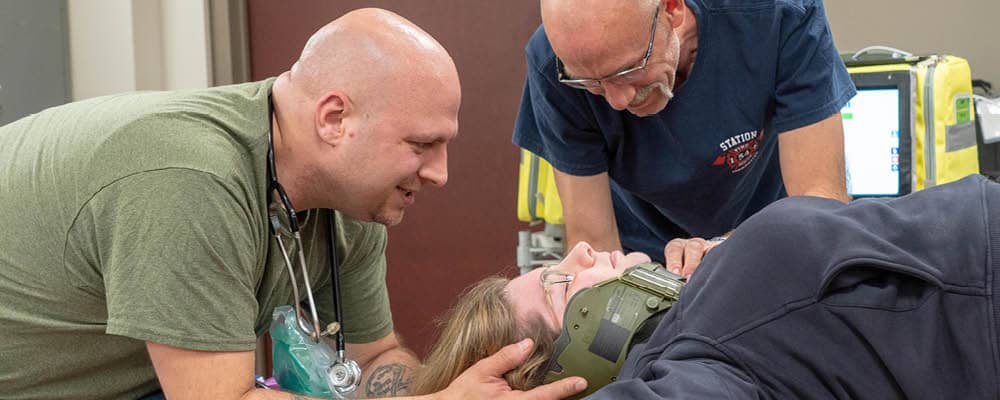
[{"xmin": 410, "ymin": 276, "xmax": 559, "ymax": 395}]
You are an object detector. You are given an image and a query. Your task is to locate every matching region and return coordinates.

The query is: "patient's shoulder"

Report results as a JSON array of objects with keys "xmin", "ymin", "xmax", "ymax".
[{"xmin": 674, "ymin": 197, "xmax": 847, "ymax": 337}]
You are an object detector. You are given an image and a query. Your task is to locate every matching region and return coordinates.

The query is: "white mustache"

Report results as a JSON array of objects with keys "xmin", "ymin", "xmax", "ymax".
[{"xmin": 630, "ymin": 81, "xmax": 673, "ymax": 107}]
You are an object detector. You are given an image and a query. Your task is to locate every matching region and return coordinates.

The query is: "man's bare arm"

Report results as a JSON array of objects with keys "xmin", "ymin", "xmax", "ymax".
[
  {"xmin": 147, "ymin": 342, "xmax": 330, "ymax": 400},
  {"xmin": 552, "ymin": 170, "xmax": 621, "ymax": 252},
  {"xmin": 778, "ymin": 112, "xmax": 851, "ymax": 202},
  {"xmin": 339, "ymin": 332, "xmax": 419, "ymax": 398}
]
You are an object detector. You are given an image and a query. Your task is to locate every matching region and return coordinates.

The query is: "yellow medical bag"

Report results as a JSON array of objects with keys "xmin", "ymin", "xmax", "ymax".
[
  {"xmin": 845, "ymin": 50, "xmax": 979, "ymax": 190},
  {"xmin": 517, "ymin": 149, "xmax": 564, "ymax": 224},
  {"xmin": 516, "ymin": 150, "xmax": 566, "ymax": 270}
]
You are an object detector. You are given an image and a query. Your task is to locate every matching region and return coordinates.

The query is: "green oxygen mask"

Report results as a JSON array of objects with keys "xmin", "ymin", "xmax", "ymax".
[
  {"xmin": 270, "ymin": 306, "xmax": 355, "ymax": 399},
  {"xmin": 542, "ymin": 262, "xmax": 685, "ymax": 399}
]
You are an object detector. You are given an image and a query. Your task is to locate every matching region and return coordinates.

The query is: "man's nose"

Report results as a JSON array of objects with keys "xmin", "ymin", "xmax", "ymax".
[
  {"xmin": 601, "ymin": 82, "xmax": 637, "ymax": 111},
  {"xmin": 419, "ymin": 146, "xmax": 448, "ymax": 187}
]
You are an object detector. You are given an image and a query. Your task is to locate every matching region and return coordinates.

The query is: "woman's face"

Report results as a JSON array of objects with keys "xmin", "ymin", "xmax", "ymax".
[{"xmin": 506, "ymin": 242, "xmax": 652, "ymax": 333}]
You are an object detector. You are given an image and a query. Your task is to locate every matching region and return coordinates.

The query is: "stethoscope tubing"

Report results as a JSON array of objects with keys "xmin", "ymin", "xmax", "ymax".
[{"xmin": 266, "ymin": 93, "xmax": 346, "ymax": 352}]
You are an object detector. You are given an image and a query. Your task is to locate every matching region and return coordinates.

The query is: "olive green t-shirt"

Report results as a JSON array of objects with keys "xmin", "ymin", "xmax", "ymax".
[{"xmin": 0, "ymin": 80, "xmax": 393, "ymax": 399}]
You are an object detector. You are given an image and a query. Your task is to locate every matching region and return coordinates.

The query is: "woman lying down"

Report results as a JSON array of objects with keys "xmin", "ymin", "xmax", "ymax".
[{"xmin": 412, "ymin": 175, "xmax": 1000, "ymax": 399}]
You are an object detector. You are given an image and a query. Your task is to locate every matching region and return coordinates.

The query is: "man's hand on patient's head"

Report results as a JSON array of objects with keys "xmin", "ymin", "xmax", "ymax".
[{"xmin": 438, "ymin": 338, "xmax": 586, "ymax": 400}]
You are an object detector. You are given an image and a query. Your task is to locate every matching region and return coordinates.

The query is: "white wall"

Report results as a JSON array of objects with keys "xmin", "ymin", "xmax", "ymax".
[
  {"xmin": 161, "ymin": 0, "xmax": 212, "ymax": 89},
  {"xmin": 67, "ymin": 0, "xmax": 212, "ymax": 100},
  {"xmin": 826, "ymin": 0, "xmax": 1000, "ymax": 90},
  {"xmin": 67, "ymin": 0, "xmax": 137, "ymax": 99}
]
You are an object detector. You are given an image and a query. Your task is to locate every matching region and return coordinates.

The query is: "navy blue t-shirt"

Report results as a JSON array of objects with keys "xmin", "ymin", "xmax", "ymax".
[
  {"xmin": 513, "ymin": 0, "xmax": 856, "ymax": 259},
  {"xmin": 589, "ymin": 175, "xmax": 1000, "ymax": 399}
]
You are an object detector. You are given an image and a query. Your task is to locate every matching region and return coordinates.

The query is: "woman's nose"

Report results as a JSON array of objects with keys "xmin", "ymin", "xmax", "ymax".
[
  {"xmin": 563, "ymin": 242, "xmax": 595, "ymax": 270},
  {"xmin": 591, "ymin": 251, "xmax": 613, "ymax": 269},
  {"xmin": 611, "ymin": 250, "xmax": 625, "ymax": 266}
]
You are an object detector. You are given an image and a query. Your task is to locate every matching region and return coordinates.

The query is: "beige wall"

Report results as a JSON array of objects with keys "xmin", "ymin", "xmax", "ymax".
[
  {"xmin": 68, "ymin": 0, "xmax": 212, "ymax": 100},
  {"xmin": 67, "ymin": 0, "xmax": 137, "ymax": 99},
  {"xmin": 826, "ymin": 0, "xmax": 1000, "ymax": 88}
]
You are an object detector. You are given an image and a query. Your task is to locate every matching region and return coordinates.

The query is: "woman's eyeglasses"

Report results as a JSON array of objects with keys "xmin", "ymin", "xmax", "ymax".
[{"xmin": 540, "ymin": 265, "xmax": 575, "ymax": 312}]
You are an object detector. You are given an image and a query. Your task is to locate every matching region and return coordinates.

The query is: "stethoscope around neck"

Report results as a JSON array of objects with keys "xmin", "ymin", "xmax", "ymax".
[{"xmin": 266, "ymin": 94, "xmax": 361, "ymax": 394}]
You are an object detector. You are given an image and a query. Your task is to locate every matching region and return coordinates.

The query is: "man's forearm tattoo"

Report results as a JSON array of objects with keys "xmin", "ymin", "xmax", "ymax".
[{"xmin": 364, "ymin": 363, "xmax": 412, "ymax": 397}]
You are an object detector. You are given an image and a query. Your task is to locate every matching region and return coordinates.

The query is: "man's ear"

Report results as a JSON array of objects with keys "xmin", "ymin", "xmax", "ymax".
[
  {"xmin": 315, "ymin": 91, "xmax": 351, "ymax": 145},
  {"xmin": 664, "ymin": 0, "xmax": 687, "ymax": 29}
]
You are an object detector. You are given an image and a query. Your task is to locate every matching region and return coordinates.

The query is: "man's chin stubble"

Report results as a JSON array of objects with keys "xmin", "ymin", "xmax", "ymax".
[{"xmin": 373, "ymin": 211, "xmax": 403, "ymax": 227}]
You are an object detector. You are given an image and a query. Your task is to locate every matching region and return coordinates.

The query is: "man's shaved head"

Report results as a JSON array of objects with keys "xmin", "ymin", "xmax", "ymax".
[
  {"xmin": 287, "ymin": 8, "xmax": 459, "ymax": 114},
  {"xmin": 269, "ymin": 8, "xmax": 461, "ymax": 220}
]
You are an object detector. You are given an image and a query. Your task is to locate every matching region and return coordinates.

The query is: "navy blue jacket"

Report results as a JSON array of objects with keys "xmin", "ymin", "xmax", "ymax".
[{"xmin": 591, "ymin": 175, "xmax": 1000, "ymax": 399}]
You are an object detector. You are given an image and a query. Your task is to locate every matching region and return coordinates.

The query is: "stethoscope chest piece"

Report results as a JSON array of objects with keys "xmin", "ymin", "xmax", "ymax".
[{"xmin": 327, "ymin": 359, "xmax": 362, "ymax": 395}]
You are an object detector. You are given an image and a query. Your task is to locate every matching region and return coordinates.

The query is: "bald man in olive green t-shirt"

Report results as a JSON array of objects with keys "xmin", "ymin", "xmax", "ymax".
[{"xmin": 0, "ymin": 77, "xmax": 399, "ymax": 399}]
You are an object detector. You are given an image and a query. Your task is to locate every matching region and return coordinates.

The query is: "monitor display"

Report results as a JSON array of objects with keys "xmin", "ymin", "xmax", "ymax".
[
  {"xmin": 839, "ymin": 69, "xmax": 913, "ymax": 198},
  {"xmin": 841, "ymin": 88, "xmax": 902, "ymax": 196}
]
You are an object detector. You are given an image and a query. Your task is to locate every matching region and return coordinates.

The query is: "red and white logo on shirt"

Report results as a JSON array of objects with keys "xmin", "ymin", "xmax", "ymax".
[{"xmin": 713, "ymin": 129, "xmax": 764, "ymax": 173}]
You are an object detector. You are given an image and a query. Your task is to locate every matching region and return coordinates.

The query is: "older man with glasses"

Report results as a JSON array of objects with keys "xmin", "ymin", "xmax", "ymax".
[{"xmin": 514, "ymin": 0, "xmax": 855, "ymax": 279}]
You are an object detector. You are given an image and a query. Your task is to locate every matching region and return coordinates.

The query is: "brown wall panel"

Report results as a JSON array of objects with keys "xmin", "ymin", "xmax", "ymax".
[{"xmin": 247, "ymin": 1, "xmax": 542, "ymax": 357}]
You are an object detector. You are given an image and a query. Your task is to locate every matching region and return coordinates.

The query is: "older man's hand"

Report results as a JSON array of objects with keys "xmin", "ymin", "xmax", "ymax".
[{"xmin": 663, "ymin": 236, "xmax": 726, "ymax": 279}]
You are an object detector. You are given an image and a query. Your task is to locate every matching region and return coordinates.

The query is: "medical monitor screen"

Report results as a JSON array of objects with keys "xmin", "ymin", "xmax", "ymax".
[{"xmin": 841, "ymin": 88, "xmax": 903, "ymax": 196}]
